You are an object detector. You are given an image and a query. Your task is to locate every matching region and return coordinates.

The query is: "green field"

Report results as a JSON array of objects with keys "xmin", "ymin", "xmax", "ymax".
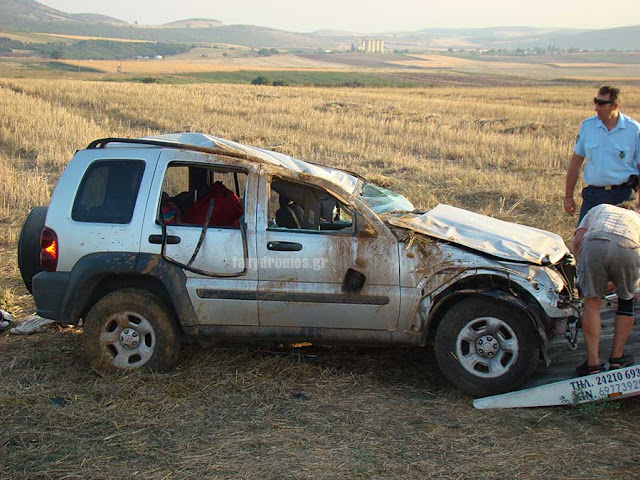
[{"xmin": 137, "ymin": 70, "xmax": 417, "ymax": 87}]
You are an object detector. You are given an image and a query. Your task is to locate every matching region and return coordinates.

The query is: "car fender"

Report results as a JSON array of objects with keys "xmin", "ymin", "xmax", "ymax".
[
  {"xmin": 428, "ymin": 289, "xmax": 550, "ymax": 365},
  {"xmin": 39, "ymin": 252, "xmax": 197, "ymax": 327}
]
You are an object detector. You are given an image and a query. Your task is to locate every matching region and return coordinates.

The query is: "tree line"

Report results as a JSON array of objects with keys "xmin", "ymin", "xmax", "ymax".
[{"xmin": 0, "ymin": 37, "xmax": 193, "ymax": 60}]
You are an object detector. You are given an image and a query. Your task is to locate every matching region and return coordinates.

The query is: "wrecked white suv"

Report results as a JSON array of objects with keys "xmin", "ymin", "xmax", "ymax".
[{"xmin": 19, "ymin": 133, "xmax": 580, "ymax": 396}]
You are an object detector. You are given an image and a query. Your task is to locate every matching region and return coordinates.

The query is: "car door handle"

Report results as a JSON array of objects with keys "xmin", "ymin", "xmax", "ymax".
[
  {"xmin": 148, "ymin": 234, "xmax": 181, "ymax": 245},
  {"xmin": 267, "ymin": 241, "xmax": 302, "ymax": 251}
]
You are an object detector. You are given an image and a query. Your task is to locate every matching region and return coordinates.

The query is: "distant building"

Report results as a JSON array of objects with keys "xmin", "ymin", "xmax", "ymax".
[{"xmin": 353, "ymin": 38, "xmax": 384, "ymax": 54}]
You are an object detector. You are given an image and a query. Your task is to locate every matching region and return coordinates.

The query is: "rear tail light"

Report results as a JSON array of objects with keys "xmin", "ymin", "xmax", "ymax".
[{"xmin": 40, "ymin": 228, "xmax": 58, "ymax": 272}]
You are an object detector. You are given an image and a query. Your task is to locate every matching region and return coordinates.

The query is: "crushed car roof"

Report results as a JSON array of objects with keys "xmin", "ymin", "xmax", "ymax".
[
  {"xmin": 96, "ymin": 132, "xmax": 361, "ymax": 195},
  {"xmin": 386, "ymin": 204, "xmax": 570, "ymax": 266}
]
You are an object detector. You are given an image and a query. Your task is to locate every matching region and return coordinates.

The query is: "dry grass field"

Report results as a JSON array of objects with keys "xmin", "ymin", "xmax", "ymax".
[
  {"xmin": 1, "ymin": 78, "xmax": 640, "ymax": 479},
  {"xmin": 38, "ymin": 33, "xmax": 151, "ymax": 44},
  {"xmin": 59, "ymin": 56, "xmax": 350, "ymax": 74},
  {"xmin": 54, "ymin": 52, "xmax": 640, "ymax": 80},
  {"xmin": 392, "ymin": 54, "xmax": 640, "ymax": 81}
]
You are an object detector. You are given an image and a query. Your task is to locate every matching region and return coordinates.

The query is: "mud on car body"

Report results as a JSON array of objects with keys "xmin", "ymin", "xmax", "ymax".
[{"xmin": 19, "ymin": 133, "xmax": 580, "ymax": 396}]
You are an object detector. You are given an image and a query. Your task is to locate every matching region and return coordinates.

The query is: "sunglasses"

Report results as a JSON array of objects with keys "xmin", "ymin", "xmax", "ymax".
[{"xmin": 593, "ymin": 98, "xmax": 613, "ymax": 106}]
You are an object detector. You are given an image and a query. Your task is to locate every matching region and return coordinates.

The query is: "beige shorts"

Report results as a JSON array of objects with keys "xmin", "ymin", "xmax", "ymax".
[{"xmin": 577, "ymin": 232, "xmax": 640, "ymax": 299}]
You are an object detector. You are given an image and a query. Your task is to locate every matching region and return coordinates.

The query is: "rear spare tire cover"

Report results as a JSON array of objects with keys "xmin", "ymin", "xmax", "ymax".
[{"xmin": 17, "ymin": 206, "xmax": 48, "ymax": 294}]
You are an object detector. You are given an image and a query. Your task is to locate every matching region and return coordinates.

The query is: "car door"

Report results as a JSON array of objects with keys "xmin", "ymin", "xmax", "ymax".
[
  {"xmin": 140, "ymin": 150, "xmax": 259, "ymax": 326},
  {"xmin": 256, "ymin": 173, "xmax": 400, "ymax": 330}
]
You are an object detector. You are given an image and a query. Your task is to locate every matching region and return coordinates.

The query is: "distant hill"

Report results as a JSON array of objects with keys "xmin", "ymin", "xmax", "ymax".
[
  {"xmin": 162, "ymin": 18, "xmax": 223, "ymax": 28},
  {"xmin": 372, "ymin": 25, "xmax": 640, "ymax": 51},
  {"xmin": 0, "ymin": 0, "xmax": 328, "ymax": 47},
  {"xmin": 0, "ymin": 0, "xmax": 637, "ymax": 51},
  {"xmin": 311, "ymin": 29, "xmax": 361, "ymax": 37},
  {"xmin": 68, "ymin": 13, "xmax": 127, "ymax": 25},
  {"xmin": 541, "ymin": 25, "xmax": 640, "ymax": 50},
  {"xmin": 434, "ymin": 25, "xmax": 640, "ymax": 51},
  {"xmin": 0, "ymin": 0, "xmax": 75, "ymax": 22},
  {"xmin": 415, "ymin": 26, "xmax": 571, "ymax": 37}
]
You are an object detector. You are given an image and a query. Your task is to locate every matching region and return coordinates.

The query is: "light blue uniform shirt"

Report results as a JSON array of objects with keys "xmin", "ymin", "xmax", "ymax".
[{"xmin": 573, "ymin": 113, "xmax": 640, "ymax": 186}]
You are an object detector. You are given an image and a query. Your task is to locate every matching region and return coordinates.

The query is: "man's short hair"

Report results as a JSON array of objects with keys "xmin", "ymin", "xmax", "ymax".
[{"xmin": 598, "ymin": 85, "xmax": 621, "ymax": 104}]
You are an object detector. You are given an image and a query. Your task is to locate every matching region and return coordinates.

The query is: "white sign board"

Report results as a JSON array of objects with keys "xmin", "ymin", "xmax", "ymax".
[{"xmin": 474, "ymin": 365, "xmax": 640, "ymax": 409}]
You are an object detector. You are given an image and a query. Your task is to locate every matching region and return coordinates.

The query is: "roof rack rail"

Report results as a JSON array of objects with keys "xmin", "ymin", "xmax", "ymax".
[
  {"xmin": 86, "ymin": 137, "xmax": 262, "ymax": 163},
  {"xmin": 86, "ymin": 137, "xmax": 367, "ymax": 183}
]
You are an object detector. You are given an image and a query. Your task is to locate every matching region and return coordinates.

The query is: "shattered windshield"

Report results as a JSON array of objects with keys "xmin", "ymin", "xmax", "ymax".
[{"xmin": 360, "ymin": 183, "xmax": 415, "ymax": 214}]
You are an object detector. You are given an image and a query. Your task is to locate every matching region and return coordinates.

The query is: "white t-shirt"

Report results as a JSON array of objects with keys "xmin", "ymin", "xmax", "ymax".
[{"xmin": 577, "ymin": 203, "xmax": 640, "ymax": 243}]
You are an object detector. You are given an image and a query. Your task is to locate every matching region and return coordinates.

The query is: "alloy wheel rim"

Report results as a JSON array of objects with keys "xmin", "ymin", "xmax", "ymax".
[
  {"xmin": 455, "ymin": 316, "xmax": 519, "ymax": 378},
  {"xmin": 99, "ymin": 311, "xmax": 156, "ymax": 368}
]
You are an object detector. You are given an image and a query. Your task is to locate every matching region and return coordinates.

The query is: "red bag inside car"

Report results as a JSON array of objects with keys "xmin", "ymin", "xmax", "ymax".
[{"xmin": 182, "ymin": 181, "xmax": 243, "ymax": 227}]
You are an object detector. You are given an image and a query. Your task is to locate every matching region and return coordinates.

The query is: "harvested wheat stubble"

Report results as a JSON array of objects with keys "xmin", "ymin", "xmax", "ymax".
[
  {"xmin": 0, "ymin": 78, "xmax": 639, "ymax": 479},
  {"xmin": 1, "ymin": 330, "xmax": 640, "ymax": 479}
]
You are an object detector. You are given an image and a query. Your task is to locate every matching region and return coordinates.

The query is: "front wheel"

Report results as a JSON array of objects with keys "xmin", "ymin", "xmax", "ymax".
[
  {"xmin": 83, "ymin": 289, "xmax": 181, "ymax": 372},
  {"xmin": 434, "ymin": 297, "xmax": 539, "ymax": 397}
]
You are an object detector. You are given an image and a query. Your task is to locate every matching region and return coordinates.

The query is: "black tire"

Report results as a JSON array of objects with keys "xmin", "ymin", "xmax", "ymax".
[
  {"xmin": 434, "ymin": 297, "xmax": 539, "ymax": 397},
  {"xmin": 17, "ymin": 206, "xmax": 48, "ymax": 294},
  {"xmin": 83, "ymin": 289, "xmax": 181, "ymax": 372}
]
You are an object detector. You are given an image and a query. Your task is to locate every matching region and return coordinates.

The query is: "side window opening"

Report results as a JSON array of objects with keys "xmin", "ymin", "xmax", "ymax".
[
  {"xmin": 268, "ymin": 178, "xmax": 353, "ymax": 234},
  {"xmin": 72, "ymin": 160, "xmax": 145, "ymax": 224},
  {"xmin": 159, "ymin": 164, "xmax": 247, "ymax": 229}
]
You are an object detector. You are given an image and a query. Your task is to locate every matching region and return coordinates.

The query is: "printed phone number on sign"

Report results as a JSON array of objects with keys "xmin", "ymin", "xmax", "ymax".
[{"xmin": 570, "ymin": 367, "xmax": 640, "ymax": 401}]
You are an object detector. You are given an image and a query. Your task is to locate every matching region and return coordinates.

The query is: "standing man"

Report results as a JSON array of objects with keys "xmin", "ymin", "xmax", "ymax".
[
  {"xmin": 572, "ymin": 202, "xmax": 640, "ymax": 376},
  {"xmin": 564, "ymin": 86, "xmax": 640, "ymax": 223}
]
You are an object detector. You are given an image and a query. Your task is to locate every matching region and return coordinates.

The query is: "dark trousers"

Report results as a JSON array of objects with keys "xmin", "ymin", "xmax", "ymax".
[{"xmin": 578, "ymin": 186, "xmax": 636, "ymax": 224}]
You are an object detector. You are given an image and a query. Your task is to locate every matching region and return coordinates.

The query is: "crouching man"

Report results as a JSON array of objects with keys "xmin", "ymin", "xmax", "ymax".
[{"xmin": 572, "ymin": 201, "xmax": 640, "ymax": 376}]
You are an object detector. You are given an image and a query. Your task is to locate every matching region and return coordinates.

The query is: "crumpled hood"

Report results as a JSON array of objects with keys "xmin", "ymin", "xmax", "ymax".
[{"xmin": 385, "ymin": 204, "xmax": 570, "ymax": 266}]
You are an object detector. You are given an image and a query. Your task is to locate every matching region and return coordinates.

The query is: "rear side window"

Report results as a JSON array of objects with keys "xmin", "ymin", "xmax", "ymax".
[
  {"xmin": 72, "ymin": 160, "xmax": 145, "ymax": 224},
  {"xmin": 159, "ymin": 164, "xmax": 246, "ymax": 228}
]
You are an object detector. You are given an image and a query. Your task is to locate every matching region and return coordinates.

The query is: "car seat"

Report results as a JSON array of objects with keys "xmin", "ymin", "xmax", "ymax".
[{"xmin": 276, "ymin": 198, "xmax": 305, "ymax": 229}]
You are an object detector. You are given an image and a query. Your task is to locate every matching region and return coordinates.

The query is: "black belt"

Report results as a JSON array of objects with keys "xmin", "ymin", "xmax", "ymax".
[
  {"xmin": 586, "ymin": 183, "xmax": 630, "ymax": 191},
  {"xmin": 587, "ymin": 175, "xmax": 638, "ymax": 191}
]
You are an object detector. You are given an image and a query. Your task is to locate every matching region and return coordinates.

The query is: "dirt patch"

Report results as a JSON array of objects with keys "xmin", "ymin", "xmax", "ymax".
[
  {"xmin": 476, "ymin": 117, "xmax": 508, "ymax": 127},
  {"xmin": 501, "ymin": 122, "xmax": 549, "ymax": 135},
  {"xmin": 314, "ymin": 101, "xmax": 363, "ymax": 113},
  {"xmin": 297, "ymin": 53, "xmax": 410, "ymax": 69},
  {"xmin": 374, "ymin": 71, "xmax": 569, "ymax": 87}
]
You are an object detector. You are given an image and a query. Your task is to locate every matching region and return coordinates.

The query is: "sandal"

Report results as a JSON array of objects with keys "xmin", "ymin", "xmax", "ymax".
[
  {"xmin": 576, "ymin": 361, "xmax": 604, "ymax": 377},
  {"xmin": 609, "ymin": 353, "xmax": 635, "ymax": 370}
]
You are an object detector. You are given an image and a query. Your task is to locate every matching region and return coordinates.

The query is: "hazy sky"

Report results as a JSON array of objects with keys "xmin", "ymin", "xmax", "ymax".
[{"xmin": 39, "ymin": 0, "xmax": 640, "ymax": 33}]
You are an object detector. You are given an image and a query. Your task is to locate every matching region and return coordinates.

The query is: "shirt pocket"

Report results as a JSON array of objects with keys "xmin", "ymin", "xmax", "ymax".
[
  {"xmin": 584, "ymin": 142, "xmax": 599, "ymax": 159},
  {"xmin": 613, "ymin": 143, "xmax": 630, "ymax": 162}
]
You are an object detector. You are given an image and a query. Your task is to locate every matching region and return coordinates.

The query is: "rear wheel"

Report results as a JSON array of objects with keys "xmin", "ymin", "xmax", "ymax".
[
  {"xmin": 83, "ymin": 289, "xmax": 181, "ymax": 372},
  {"xmin": 17, "ymin": 206, "xmax": 48, "ymax": 293},
  {"xmin": 434, "ymin": 297, "xmax": 539, "ymax": 397}
]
